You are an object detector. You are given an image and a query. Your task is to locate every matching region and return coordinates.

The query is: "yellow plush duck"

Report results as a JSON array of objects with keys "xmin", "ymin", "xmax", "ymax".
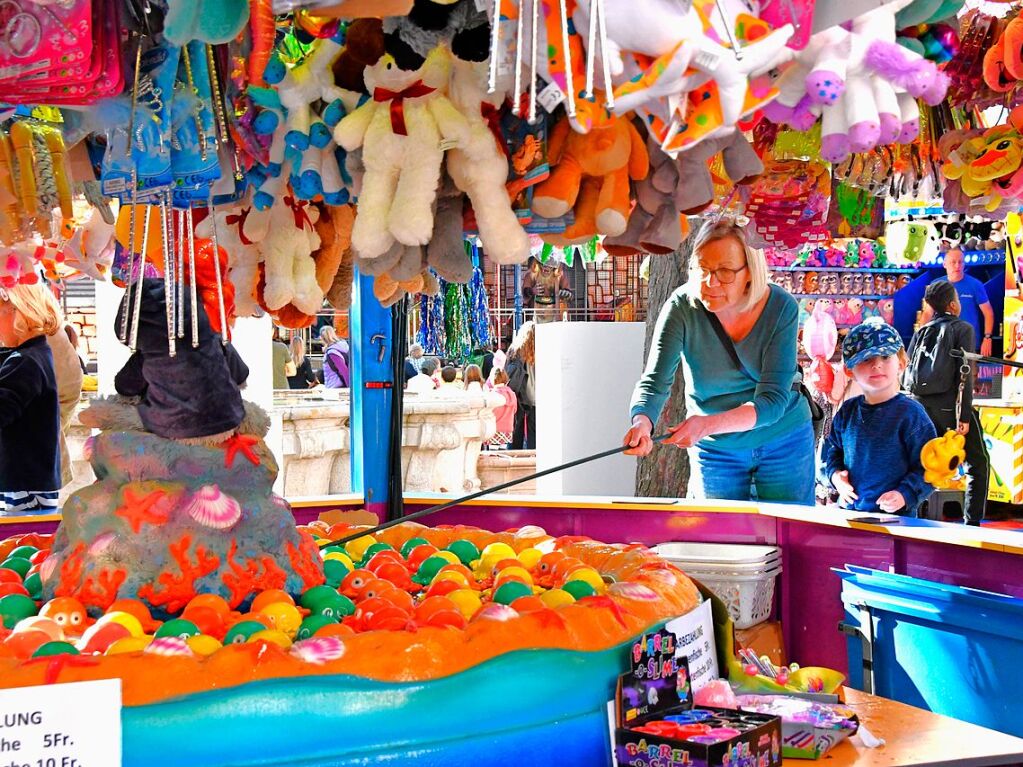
[{"xmin": 921, "ymin": 431, "xmax": 967, "ymax": 490}]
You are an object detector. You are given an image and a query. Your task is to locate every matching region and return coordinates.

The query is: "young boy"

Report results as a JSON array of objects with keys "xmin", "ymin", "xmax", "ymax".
[
  {"xmin": 906, "ymin": 280, "xmax": 989, "ymax": 525},
  {"xmin": 822, "ymin": 320, "xmax": 936, "ymax": 514}
]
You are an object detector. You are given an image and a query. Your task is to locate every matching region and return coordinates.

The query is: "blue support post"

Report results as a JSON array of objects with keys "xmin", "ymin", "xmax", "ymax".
[
  {"xmin": 513, "ymin": 263, "xmax": 524, "ymax": 332},
  {"xmin": 349, "ymin": 268, "xmax": 393, "ymax": 521}
]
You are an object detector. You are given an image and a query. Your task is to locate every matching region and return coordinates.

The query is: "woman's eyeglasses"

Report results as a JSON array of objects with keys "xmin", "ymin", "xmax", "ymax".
[{"xmin": 696, "ymin": 264, "xmax": 747, "ymax": 284}]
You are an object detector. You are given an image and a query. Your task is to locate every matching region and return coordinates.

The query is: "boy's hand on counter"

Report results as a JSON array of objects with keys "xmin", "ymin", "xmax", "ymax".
[
  {"xmin": 877, "ymin": 490, "xmax": 906, "ymax": 513},
  {"xmin": 832, "ymin": 470, "xmax": 858, "ymax": 506}
]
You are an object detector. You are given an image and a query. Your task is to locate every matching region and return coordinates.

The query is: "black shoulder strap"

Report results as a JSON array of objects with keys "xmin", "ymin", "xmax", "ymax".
[
  {"xmin": 699, "ymin": 301, "xmax": 805, "ymax": 394},
  {"xmin": 699, "ymin": 302, "xmax": 756, "ymax": 382}
]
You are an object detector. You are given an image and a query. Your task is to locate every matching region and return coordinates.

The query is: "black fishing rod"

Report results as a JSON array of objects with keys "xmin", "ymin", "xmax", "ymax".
[
  {"xmin": 318, "ymin": 433, "xmax": 671, "ymax": 549},
  {"xmin": 951, "ymin": 349, "xmax": 1023, "ymax": 370}
]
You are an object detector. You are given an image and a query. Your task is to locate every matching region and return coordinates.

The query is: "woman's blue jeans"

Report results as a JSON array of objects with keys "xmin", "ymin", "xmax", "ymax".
[{"xmin": 688, "ymin": 422, "xmax": 816, "ymax": 506}]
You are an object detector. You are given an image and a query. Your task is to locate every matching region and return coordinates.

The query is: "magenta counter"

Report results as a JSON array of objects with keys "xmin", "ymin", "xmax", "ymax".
[{"xmin": 8, "ymin": 495, "xmax": 1023, "ymax": 673}]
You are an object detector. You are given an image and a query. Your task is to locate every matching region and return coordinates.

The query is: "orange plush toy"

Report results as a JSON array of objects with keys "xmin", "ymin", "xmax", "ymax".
[{"xmin": 532, "ymin": 107, "xmax": 649, "ymax": 244}]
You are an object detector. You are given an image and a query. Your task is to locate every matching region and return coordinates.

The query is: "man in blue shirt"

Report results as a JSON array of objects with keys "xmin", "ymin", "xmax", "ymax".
[{"xmin": 941, "ymin": 248, "xmax": 994, "ymax": 356}]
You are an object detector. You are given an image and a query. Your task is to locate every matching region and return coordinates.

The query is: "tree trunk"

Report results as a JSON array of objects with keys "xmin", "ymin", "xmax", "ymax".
[{"xmin": 635, "ymin": 232, "xmax": 694, "ymax": 498}]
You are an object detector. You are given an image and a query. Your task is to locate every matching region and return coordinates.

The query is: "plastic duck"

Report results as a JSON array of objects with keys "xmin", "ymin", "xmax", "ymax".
[
  {"xmin": 38, "ymin": 597, "xmax": 88, "ymax": 635},
  {"xmin": 339, "ymin": 568, "xmax": 377, "ymax": 599}
]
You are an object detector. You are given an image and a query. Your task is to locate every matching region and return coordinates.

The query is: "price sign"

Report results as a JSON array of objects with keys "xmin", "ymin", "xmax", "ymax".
[
  {"xmin": 0, "ymin": 679, "xmax": 121, "ymax": 767},
  {"xmin": 665, "ymin": 599, "xmax": 718, "ymax": 691}
]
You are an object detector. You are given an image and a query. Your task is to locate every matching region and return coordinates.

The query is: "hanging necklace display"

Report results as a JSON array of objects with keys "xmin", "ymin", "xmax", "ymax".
[
  {"xmin": 160, "ymin": 190, "xmax": 175, "ymax": 357},
  {"xmin": 120, "ymin": 170, "xmax": 138, "ymax": 344},
  {"xmin": 129, "ymin": 204, "xmax": 152, "ymax": 353},
  {"xmin": 175, "ymin": 208, "xmax": 185, "ymax": 339},
  {"xmin": 186, "ymin": 205, "xmax": 199, "ymax": 348},
  {"xmin": 206, "ymin": 199, "xmax": 229, "ymax": 345}
]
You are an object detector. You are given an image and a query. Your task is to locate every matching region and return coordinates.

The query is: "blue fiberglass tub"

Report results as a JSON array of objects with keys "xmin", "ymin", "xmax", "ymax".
[
  {"xmin": 837, "ymin": 564, "xmax": 1023, "ymax": 737},
  {"xmin": 121, "ymin": 644, "xmax": 631, "ymax": 767}
]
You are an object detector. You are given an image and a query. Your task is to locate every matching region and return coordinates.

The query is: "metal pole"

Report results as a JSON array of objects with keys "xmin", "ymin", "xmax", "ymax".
[{"xmin": 513, "ymin": 263, "xmax": 524, "ymax": 332}]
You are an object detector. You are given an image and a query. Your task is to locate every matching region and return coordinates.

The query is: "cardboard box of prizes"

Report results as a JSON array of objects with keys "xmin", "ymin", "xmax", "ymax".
[{"xmin": 614, "ymin": 628, "xmax": 782, "ymax": 767}]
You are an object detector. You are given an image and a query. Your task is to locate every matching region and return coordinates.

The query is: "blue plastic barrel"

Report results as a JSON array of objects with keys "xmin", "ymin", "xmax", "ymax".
[{"xmin": 836, "ymin": 565, "xmax": 1023, "ymax": 737}]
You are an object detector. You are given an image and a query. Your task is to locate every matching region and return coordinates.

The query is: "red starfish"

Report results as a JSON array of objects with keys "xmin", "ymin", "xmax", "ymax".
[
  {"xmin": 22, "ymin": 653, "xmax": 101, "ymax": 685},
  {"xmin": 222, "ymin": 433, "xmax": 260, "ymax": 469},
  {"xmin": 577, "ymin": 596, "xmax": 633, "ymax": 630},
  {"xmin": 115, "ymin": 487, "xmax": 168, "ymax": 533},
  {"xmin": 527, "ymin": 608, "xmax": 567, "ymax": 631}
]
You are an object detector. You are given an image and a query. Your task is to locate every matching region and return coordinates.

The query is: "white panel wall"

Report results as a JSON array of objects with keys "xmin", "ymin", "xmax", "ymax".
[{"xmin": 535, "ymin": 322, "xmax": 645, "ymax": 496}]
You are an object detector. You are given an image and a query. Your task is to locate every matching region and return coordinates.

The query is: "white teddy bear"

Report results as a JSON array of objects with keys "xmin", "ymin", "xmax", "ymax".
[
  {"xmin": 334, "ymin": 46, "xmax": 469, "ymax": 259},
  {"xmin": 257, "ymin": 197, "xmax": 323, "ymax": 316}
]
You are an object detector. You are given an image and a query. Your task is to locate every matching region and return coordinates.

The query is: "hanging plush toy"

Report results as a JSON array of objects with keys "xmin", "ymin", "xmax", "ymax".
[
  {"xmin": 383, "ymin": 0, "xmax": 491, "ymax": 72},
  {"xmin": 263, "ymin": 26, "xmax": 349, "ymax": 151},
  {"xmin": 604, "ymin": 134, "xmax": 685, "ymax": 256},
  {"xmin": 257, "ymin": 196, "xmax": 323, "ymax": 316},
  {"xmin": 921, "ymin": 431, "xmax": 967, "ymax": 489},
  {"xmin": 334, "ymin": 47, "xmax": 469, "ymax": 258},
  {"xmin": 446, "ymin": 57, "xmax": 529, "ymax": 265},
  {"xmin": 195, "ymin": 208, "xmax": 262, "ymax": 318},
  {"xmin": 802, "ymin": 302, "xmax": 838, "ymax": 396},
  {"xmin": 765, "ymin": 0, "xmax": 949, "ymax": 162},
  {"xmin": 532, "ymin": 106, "xmax": 649, "ymax": 243},
  {"xmin": 572, "ymin": 0, "xmax": 793, "ymax": 143}
]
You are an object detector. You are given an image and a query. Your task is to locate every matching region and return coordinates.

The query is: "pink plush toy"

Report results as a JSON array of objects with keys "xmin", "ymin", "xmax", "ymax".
[
  {"xmin": 803, "ymin": 302, "xmax": 839, "ymax": 397},
  {"xmin": 858, "ymin": 240, "xmax": 875, "ymax": 267},
  {"xmin": 846, "ymin": 297, "xmax": 864, "ymax": 325},
  {"xmin": 880, "ymin": 298, "xmax": 895, "ymax": 325},
  {"xmin": 832, "ymin": 298, "xmax": 849, "ymax": 325}
]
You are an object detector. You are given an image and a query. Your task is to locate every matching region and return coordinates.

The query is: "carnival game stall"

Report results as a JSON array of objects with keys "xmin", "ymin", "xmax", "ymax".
[{"xmin": 4, "ymin": 0, "xmax": 1023, "ymax": 765}]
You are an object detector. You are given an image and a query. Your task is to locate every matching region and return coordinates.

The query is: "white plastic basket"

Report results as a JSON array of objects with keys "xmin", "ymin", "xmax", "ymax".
[
  {"xmin": 693, "ymin": 568, "xmax": 781, "ymax": 629},
  {"xmin": 655, "ymin": 542, "xmax": 780, "ymax": 565},
  {"xmin": 654, "ymin": 543, "xmax": 781, "ymax": 629}
]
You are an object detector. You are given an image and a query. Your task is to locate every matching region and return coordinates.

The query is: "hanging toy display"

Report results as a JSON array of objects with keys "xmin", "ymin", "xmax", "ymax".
[{"xmin": 802, "ymin": 302, "xmax": 838, "ymax": 397}]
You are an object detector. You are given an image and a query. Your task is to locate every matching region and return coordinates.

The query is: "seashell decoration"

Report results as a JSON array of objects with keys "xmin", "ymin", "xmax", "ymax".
[
  {"xmin": 471, "ymin": 603, "xmax": 519, "ymax": 623},
  {"xmin": 290, "ymin": 636, "xmax": 347, "ymax": 665},
  {"xmin": 88, "ymin": 532, "xmax": 117, "ymax": 557},
  {"xmin": 607, "ymin": 581, "xmax": 661, "ymax": 601},
  {"xmin": 144, "ymin": 636, "xmax": 195, "ymax": 657},
  {"xmin": 183, "ymin": 485, "xmax": 242, "ymax": 530}
]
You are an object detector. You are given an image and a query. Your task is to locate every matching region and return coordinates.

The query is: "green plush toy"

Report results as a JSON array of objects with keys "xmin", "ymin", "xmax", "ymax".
[{"xmin": 164, "ymin": 0, "xmax": 250, "ymax": 46}]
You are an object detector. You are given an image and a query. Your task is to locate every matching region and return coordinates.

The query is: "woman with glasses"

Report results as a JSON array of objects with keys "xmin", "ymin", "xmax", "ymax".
[{"xmin": 623, "ymin": 220, "xmax": 814, "ymax": 505}]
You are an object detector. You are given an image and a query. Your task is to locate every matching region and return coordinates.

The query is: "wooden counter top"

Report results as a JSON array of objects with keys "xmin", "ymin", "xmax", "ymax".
[{"xmin": 792, "ymin": 689, "xmax": 1023, "ymax": 766}]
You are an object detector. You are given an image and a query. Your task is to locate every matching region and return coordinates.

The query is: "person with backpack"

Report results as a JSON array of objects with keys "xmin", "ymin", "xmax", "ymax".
[
  {"xmin": 319, "ymin": 326, "xmax": 350, "ymax": 389},
  {"xmin": 505, "ymin": 321, "xmax": 536, "ymax": 449},
  {"xmin": 906, "ymin": 280, "xmax": 990, "ymax": 525}
]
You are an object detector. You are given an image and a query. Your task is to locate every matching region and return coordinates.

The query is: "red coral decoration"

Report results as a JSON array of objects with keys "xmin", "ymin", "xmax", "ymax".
[
  {"xmin": 115, "ymin": 486, "xmax": 171, "ymax": 533},
  {"xmin": 21, "ymin": 653, "xmax": 101, "ymax": 685},
  {"xmin": 222, "ymin": 540, "xmax": 289, "ymax": 608},
  {"xmin": 79, "ymin": 568, "xmax": 127, "ymax": 611},
  {"xmin": 53, "ymin": 543, "xmax": 86, "ymax": 597},
  {"xmin": 286, "ymin": 532, "xmax": 326, "ymax": 591},
  {"xmin": 138, "ymin": 535, "xmax": 220, "ymax": 613}
]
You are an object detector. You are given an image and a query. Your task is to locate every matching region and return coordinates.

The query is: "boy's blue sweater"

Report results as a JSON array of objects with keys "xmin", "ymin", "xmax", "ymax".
[{"xmin": 821, "ymin": 393, "xmax": 936, "ymax": 514}]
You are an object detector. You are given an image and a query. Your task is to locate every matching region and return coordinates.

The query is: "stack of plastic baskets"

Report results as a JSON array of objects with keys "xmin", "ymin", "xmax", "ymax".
[{"xmin": 654, "ymin": 543, "xmax": 781, "ymax": 629}]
